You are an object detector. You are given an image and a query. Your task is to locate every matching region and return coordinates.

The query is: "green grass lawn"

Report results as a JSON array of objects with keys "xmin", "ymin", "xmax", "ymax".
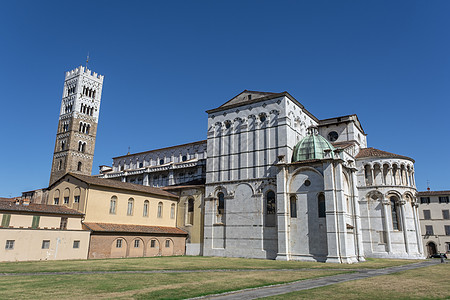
[
  {"xmin": 264, "ymin": 263, "xmax": 450, "ymax": 300},
  {"xmin": 0, "ymin": 270, "xmax": 350, "ymax": 299},
  {"xmin": 0, "ymin": 256, "xmax": 420, "ymax": 274}
]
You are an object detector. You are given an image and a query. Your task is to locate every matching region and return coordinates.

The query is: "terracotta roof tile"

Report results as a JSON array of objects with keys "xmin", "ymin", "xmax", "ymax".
[
  {"xmin": 58, "ymin": 173, "xmax": 178, "ymax": 199},
  {"xmin": 83, "ymin": 222, "xmax": 187, "ymax": 235},
  {"xmin": 418, "ymin": 190, "xmax": 450, "ymax": 196},
  {"xmin": 355, "ymin": 147, "xmax": 414, "ymax": 163},
  {"xmin": 0, "ymin": 199, "xmax": 84, "ymax": 216}
]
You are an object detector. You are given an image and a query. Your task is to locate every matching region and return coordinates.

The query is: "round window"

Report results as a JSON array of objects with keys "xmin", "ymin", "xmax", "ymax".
[
  {"xmin": 225, "ymin": 121, "xmax": 231, "ymax": 129},
  {"xmin": 327, "ymin": 131, "xmax": 339, "ymax": 142},
  {"xmin": 304, "ymin": 179, "xmax": 311, "ymax": 186},
  {"xmin": 260, "ymin": 114, "xmax": 266, "ymax": 122},
  {"xmin": 159, "ymin": 159, "xmax": 164, "ymax": 165}
]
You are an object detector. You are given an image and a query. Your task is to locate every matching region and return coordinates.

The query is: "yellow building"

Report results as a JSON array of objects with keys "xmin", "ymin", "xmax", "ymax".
[
  {"xmin": 47, "ymin": 173, "xmax": 187, "ymax": 258},
  {"xmin": 164, "ymin": 185, "xmax": 205, "ymax": 255},
  {"xmin": 0, "ymin": 198, "xmax": 90, "ymax": 262}
]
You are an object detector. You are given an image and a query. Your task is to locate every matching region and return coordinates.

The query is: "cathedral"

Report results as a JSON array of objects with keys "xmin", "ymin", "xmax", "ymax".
[{"xmin": 49, "ymin": 66, "xmax": 424, "ymax": 263}]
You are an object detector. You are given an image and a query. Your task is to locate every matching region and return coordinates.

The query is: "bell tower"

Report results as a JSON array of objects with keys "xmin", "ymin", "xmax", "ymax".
[{"xmin": 49, "ymin": 66, "xmax": 104, "ymax": 185}]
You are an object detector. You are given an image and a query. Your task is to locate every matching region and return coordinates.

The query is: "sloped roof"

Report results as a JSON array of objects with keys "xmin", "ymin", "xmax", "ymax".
[
  {"xmin": 418, "ymin": 191, "xmax": 450, "ymax": 196},
  {"xmin": 83, "ymin": 222, "xmax": 187, "ymax": 235},
  {"xmin": 113, "ymin": 140, "xmax": 207, "ymax": 159},
  {"xmin": 52, "ymin": 173, "xmax": 178, "ymax": 199},
  {"xmin": 331, "ymin": 140, "xmax": 358, "ymax": 150},
  {"xmin": 355, "ymin": 148, "xmax": 414, "ymax": 163},
  {"xmin": 206, "ymin": 90, "xmax": 319, "ymax": 122},
  {"xmin": 212, "ymin": 90, "xmax": 277, "ymax": 110},
  {"xmin": 0, "ymin": 199, "xmax": 84, "ymax": 216}
]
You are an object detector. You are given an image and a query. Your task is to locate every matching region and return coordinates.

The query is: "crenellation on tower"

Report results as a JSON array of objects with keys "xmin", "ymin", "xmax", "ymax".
[{"xmin": 49, "ymin": 65, "xmax": 104, "ymax": 185}]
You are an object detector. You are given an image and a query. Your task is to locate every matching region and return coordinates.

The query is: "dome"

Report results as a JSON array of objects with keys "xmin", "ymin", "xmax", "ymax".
[{"xmin": 292, "ymin": 129, "xmax": 335, "ymax": 162}]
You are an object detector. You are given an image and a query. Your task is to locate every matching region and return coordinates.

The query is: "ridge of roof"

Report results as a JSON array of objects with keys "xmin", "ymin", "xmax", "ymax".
[
  {"xmin": 0, "ymin": 199, "xmax": 84, "ymax": 216},
  {"xmin": 355, "ymin": 147, "xmax": 415, "ymax": 163},
  {"xmin": 113, "ymin": 140, "xmax": 207, "ymax": 160},
  {"xmin": 206, "ymin": 91, "xmax": 319, "ymax": 122},
  {"xmin": 83, "ymin": 222, "xmax": 187, "ymax": 235},
  {"xmin": 55, "ymin": 173, "xmax": 178, "ymax": 199}
]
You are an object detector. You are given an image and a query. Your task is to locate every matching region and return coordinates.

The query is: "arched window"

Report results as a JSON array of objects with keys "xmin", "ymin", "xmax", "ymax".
[
  {"xmin": 86, "ymin": 124, "xmax": 90, "ymax": 134},
  {"xmin": 77, "ymin": 162, "xmax": 82, "ymax": 171},
  {"xmin": 58, "ymin": 160, "xmax": 62, "ymax": 171},
  {"xmin": 110, "ymin": 196, "xmax": 117, "ymax": 214},
  {"xmin": 187, "ymin": 198, "xmax": 194, "ymax": 225},
  {"xmin": 390, "ymin": 196, "xmax": 401, "ymax": 230},
  {"xmin": 127, "ymin": 198, "xmax": 134, "ymax": 216},
  {"xmin": 170, "ymin": 203, "xmax": 175, "ymax": 219},
  {"xmin": 318, "ymin": 194, "xmax": 326, "ymax": 218},
  {"xmin": 81, "ymin": 143, "xmax": 86, "ymax": 153},
  {"xmin": 290, "ymin": 195, "xmax": 297, "ymax": 218},
  {"xmin": 79, "ymin": 122, "xmax": 83, "ymax": 132},
  {"xmin": 217, "ymin": 192, "xmax": 225, "ymax": 215},
  {"xmin": 364, "ymin": 165, "xmax": 373, "ymax": 186},
  {"xmin": 266, "ymin": 191, "xmax": 276, "ymax": 226},
  {"xmin": 266, "ymin": 191, "xmax": 276, "ymax": 215},
  {"xmin": 157, "ymin": 202, "xmax": 163, "ymax": 218},
  {"xmin": 78, "ymin": 141, "xmax": 82, "ymax": 151},
  {"xmin": 143, "ymin": 200, "xmax": 149, "ymax": 217}
]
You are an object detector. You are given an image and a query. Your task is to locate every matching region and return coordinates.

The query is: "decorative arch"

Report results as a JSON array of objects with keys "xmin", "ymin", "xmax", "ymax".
[
  {"xmin": 129, "ymin": 237, "xmax": 145, "ymax": 257},
  {"xmin": 385, "ymin": 190, "xmax": 402, "ymax": 200},
  {"xmin": 288, "ymin": 166, "xmax": 323, "ymax": 187},
  {"xmin": 162, "ymin": 238, "xmax": 174, "ymax": 256},
  {"xmin": 111, "ymin": 237, "xmax": 127, "ymax": 258},
  {"xmin": 366, "ymin": 190, "xmax": 384, "ymax": 201},
  {"xmin": 147, "ymin": 239, "xmax": 160, "ymax": 257}
]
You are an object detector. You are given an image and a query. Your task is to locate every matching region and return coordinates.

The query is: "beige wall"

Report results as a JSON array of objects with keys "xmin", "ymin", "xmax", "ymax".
[
  {"xmin": 176, "ymin": 188, "xmax": 204, "ymax": 244},
  {"xmin": 48, "ymin": 177, "xmax": 180, "ymax": 227},
  {"xmin": 1, "ymin": 213, "xmax": 83, "ymax": 231},
  {"xmin": 88, "ymin": 234, "xmax": 185, "ymax": 259},
  {"xmin": 419, "ymin": 196, "xmax": 450, "ymax": 255},
  {"xmin": 84, "ymin": 186, "xmax": 178, "ymax": 227},
  {"xmin": 47, "ymin": 177, "xmax": 89, "ymax": 213},
  {"xmin": 0, "ymin": 229, "xmax": 90, "ymax": 262}
]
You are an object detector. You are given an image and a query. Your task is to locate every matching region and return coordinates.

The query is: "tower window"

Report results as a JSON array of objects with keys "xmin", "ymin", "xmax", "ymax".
[{"xmin": 77, "ymin": 162, "xmax": 82, "ymax": 171}]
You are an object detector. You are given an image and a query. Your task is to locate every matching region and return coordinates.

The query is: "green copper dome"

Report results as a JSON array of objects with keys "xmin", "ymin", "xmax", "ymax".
[{"xmin": 292, "ymin": 130, "xmax": 335, "ymax": 162}]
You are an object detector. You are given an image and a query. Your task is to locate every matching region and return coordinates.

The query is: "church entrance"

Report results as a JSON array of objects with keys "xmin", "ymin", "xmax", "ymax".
[{"xmin": 427, "ymin": 241, "xmax": 437, "ymax": 257}]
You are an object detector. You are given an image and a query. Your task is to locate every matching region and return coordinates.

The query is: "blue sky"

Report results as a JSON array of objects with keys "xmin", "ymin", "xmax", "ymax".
[{"xmin": 0, "ymin": 0, "xmax": 449, "ymax": 196}]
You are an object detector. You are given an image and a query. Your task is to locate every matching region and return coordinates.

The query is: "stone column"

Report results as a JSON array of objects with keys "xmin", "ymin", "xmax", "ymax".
[
  {"xmin": 388, "ymin": 167, "xmax": 393, "ymax": 185},
  {"xmin": 351, "ymin": 168, "xmax": 365, "ymax": 261},
  {"xmin": 168, "ymin": 169, "xmax": 174, "ymax": 186},
  {"xmin": 143, "ymin": 173, "xmax": 149, "ymax": 186},
  {"xmin": 412, "ymin": 202, "xmax": 424, "ymax": 255},
  {"xmin": 370, "ymin": 165, "xmax": 375, "ymax": 186},
  {"xmin": 323, "ymin": 160, "xmax": 342, "ymax": 263},
  {"xmin": 382, "ymin": 199, "xmax": 392, "ymax": 253},
  {"xmin": 276, "ymin": 160, "xmax": 290, "ymax": 261},
  {"xmin": 399, "ymin": 200, "xmax": 410, "ymax": 254}
]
